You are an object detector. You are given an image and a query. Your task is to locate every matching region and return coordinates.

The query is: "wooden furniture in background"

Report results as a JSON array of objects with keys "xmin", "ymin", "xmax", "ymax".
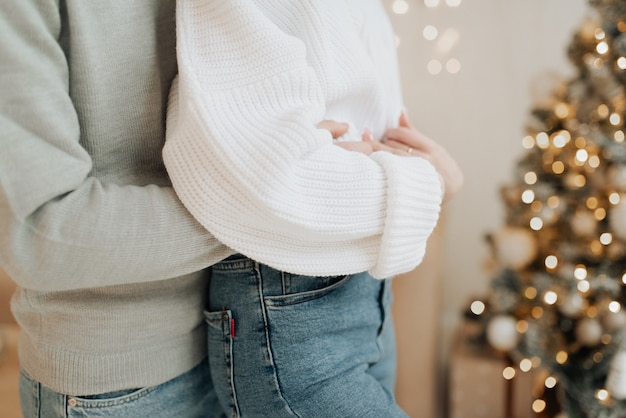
[
  {"xmin": 0, "ymin": 324, "xmax": 21, "ymax": 418},
  {"xmin": 0, "ymin": 268, "xmax": 15, "ymax": 324},
  {"xmin": 393, "ymin": 224, "xmax": 444, "ymax": 418}
]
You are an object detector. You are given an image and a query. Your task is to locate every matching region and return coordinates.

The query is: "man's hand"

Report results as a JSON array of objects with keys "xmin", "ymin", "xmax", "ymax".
[{"xmin": 317, "ymin": 121, "xmax": 403, "ymax": 156}]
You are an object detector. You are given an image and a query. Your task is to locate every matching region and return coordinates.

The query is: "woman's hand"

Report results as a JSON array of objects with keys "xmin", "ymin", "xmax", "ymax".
[
  {"xmin": 382, "ymin": 113, "xmax": 464, "ymax": 202},
  {"xmin": 318, "ymin": 117, "xmax": 463, "ymax": 202}
]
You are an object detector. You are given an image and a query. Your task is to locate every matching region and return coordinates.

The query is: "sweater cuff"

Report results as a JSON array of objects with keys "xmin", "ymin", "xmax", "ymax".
[{"xmin": 367, "ymin": 151, "xmax": 443, "ymax": 279}]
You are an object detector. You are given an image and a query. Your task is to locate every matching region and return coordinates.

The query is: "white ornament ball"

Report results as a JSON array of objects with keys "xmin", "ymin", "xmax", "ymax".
[
  {"xmin": 571, "ymin": 211, "xmax": 597, "ymax": 237},
  {"xmin": 606, "ymin": 351, "xmax": 626, "ymax": 400},
  {"xmin": 610, "ymin": 198, "xmax": 626, "ymax": 240},
  {"xmin": 491, "ymin": 227, "xmax": 537, "ymax": 270},
  {"xmin": 575, "ymin": 317, "xmax": 603, "ymax": 347},
  {"xmin": 486, "ymin": 315, "xmax": 519, "ymax": 352},
  {"xmin": 559, "ymin": 293, "xmax": 584, "ymax": 318}
]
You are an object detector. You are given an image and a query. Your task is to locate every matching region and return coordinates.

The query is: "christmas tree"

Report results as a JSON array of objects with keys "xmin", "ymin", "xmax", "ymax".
[{"xmin": 466, "ymin": 1, "xmax": 626, "ymax": 417}]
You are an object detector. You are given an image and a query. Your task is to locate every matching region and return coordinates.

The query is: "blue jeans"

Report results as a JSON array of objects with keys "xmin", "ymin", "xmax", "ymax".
[
  {"xmin": 19, "ymin": 359, "xmax": 225, "ymax": 418},
  {"xmin": 206, "ymin": 254, "xmax": 407, "ymax": 417}
]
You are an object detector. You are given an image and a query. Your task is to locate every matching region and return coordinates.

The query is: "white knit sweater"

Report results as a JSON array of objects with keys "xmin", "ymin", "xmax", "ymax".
[{"xmin": 164, "ymin": 0, "xmax": 443, "ymax": 279}]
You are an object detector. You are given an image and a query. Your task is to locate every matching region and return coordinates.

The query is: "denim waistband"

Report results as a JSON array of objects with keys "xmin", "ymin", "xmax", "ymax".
[{"xmin": 212, "ymin": 254, "xmax": 256, "ymax": 271}]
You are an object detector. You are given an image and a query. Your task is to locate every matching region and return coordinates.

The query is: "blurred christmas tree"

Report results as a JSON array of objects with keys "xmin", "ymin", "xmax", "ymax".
[{"xmin": 465, "ymin": 1, "xmax": 626, "ymax": 417}]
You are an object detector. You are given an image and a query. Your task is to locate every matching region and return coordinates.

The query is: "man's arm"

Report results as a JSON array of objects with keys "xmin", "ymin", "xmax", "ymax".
[{"xmin": 0, "ymin": 1, "xmax": 229, "ymax": 291}]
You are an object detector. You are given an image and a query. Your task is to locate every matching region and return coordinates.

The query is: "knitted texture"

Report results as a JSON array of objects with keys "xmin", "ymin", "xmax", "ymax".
[{"xmin": 164, "ymin": 0, "xmax": 443, "ymax": 279}]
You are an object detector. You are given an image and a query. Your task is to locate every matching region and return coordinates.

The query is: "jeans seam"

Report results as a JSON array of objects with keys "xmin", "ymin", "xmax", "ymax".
[
  {"xmin": 256, "ymin": 263, "xmax": 302, "ymax": 418},
  {"xmin": 280, "ymin": 271, "xmax": 287, "ymax": 295},
  {"xmin": 374, "ymin": 280, "xmax": 388, "ymax": 363},
  {"xmin": 227, "ymin": 311, "xmax": 240, "ymax": 418}
]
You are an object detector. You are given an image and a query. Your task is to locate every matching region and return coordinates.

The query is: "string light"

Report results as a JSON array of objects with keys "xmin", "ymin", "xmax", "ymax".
[
  {"xmin": 530, "ymin": 217, "xmax": 543, "ymax": 230},
  {"xmin": 427, "ymin": 59, "xmax": 443, "ymax": 75},
  {"xmin": 600, "ymin": 232, "xmax": 613, "ymax": 245},
  {"xmin": 502, "ymin": 366, "xmax": 516, "ymax": 380},
  {"xmin": 578, "ymin": 280, "xmax": 591, "ymax": 292},
  {"xmin": 555, "ymin": 102, "xmax": 570, "ymax": 118},
  {"xmin": 392, "ymin": 0, "xmax": 410, "ymax": 14},
  {"xmin": 545, "ymin": 255, "xmax": 558, "ymax": 269},
  {"xmin": 594, "ymin": 208, "xmax": 606, "ymax": 220},
  {"xmin": 423, "ymin": 25, "xmax": 438, "ymax": 40},
  {"xmin": 587, "ymin": 196, "xmax": 599, "ymax": 209},
  {"xmin": 522, "ymin": 135, "xmax": 535, "ymax": 149},
  {"xmin": 576, "ymin": 149, "xmax": 589, "ymax": 163},
  {"xmin": 610, "ymin": 113, "xmax": 622, "ymax": 126},
  {"xmin": 609, "ymin": 301, "xmax": 621, "ymax": 313},
  {"xmin": 552, "ymin": 161, "xmax": 565, "ymax": 174},
  {"xmin": 543, "ymin": 290, "xmax": 558, "ymax": 305},
  {"xmin": 536, "ymin": 132, "xmax": 550, "ymax": 148},
  {"xmin": 552, "ymin": 131, "xmax": 569, "ymax": 147},
  {"xmin": 519, "ymin": 358, "xmax": 532, "ymax": 372},
  {"xmin": 596, "ymin": 389, "xmax": 610, "ymax": 401},
  {"xmin": 516, "ymin": 320, "xmax": 529, "ymax": 333},
  {"xmin": 525, "ymin": 287, "xmax": 537, "ymax": 299},
  {"xmin": 545, "ymin": 376, "xmax": 557, "ymax": 389},
  {"xmin": 547, "ymin": 196, "xmax": 560, "ymax": 208},
  {"xmin": 446, "ymin": 58, "xmax": 461, "ymax": 74},
  {"xmin": 532, "ymin": 399, "xmax": 547, "ymax": 413},
  {"xmin": 470, "ymin": 300, "xmax": 485, "ymax": 315},
  {"xmin": 598, "ymin": 104, "xmax": 610, "ymax": 118},
  {"xmin": 524, "ymin": 171, "xmax": 538, "ymax": 184},
  {"xmin": 521, "ymin": 190, "xmax": 535, "ymax": 204},
  {"xmin": 595, "ymin": 28, "xmax": 606, "ymax": 40}
]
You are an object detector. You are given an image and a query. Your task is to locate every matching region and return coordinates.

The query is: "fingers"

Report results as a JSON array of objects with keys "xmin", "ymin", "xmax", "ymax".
[
  {"xmin": 399, "ymin": 112, "xmax": 413, "ymax": 129},
  {"xmin": 362, "ymin": 127, "xmax": 375, "ymax": 142},
  {"xmin": 384, "ymin": 127, "xmax": 437, "ymax": 152},
  {"xmin": 378, "ymin": 138, "xmax": 431, "ymax": 159},
  {"xmin": 334, "ymin": 141, "xmax": 375, "ymax": 155},
  {"xmin": 317, "ymin": 120, "xmax": 349, "ymax": 139},
  {"xmin": 334, "ymin": 135, "xmax": 413, "ymax": 157}
]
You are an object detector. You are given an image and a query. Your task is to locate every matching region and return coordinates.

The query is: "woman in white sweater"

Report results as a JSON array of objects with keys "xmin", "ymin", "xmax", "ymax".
[{"xmin": 164, "ymin": 1, "xmax": 462, "ymax": 416}]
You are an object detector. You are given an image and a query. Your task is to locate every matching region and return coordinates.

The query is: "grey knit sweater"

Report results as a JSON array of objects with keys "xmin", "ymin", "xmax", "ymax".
[{"xmin": 0, "ymin": 1, "xmax": 231, "ymax": 395}]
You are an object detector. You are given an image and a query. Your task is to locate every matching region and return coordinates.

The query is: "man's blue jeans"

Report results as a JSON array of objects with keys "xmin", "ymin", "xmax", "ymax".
[
  {"xmin": 206, "ymin": 254, "xmax": 407, "ymax": 417},
  {"xmin": 19, "ymin": 358, "xmax": 225, "ymax": 418}
]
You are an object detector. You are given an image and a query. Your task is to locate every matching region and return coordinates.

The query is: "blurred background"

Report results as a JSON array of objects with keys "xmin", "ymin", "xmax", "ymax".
[
  {"xmin": 0, "ymin": 1, "xmax": 596, "ymax": 417},
  {"xmin": 384, "ymin": 0, "xmax": 590, "ymax": 417}
]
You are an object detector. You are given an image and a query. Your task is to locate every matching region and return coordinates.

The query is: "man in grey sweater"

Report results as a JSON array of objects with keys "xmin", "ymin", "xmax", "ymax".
[{"xmin": 0, "ymin": 2, "xmax": 231, "ymax": 416}]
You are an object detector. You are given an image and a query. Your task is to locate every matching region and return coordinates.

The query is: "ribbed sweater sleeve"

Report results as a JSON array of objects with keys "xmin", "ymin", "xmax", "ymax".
[
  {"xmin": 0, "ymin": 0, "xmax": 230, "ymax": 291},
  {"xmin": 164, "ymin": 0, "xmax": 443, "ymax": 279}
]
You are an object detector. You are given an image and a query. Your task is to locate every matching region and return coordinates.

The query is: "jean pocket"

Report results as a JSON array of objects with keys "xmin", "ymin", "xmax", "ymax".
[
  {"xmin": 67, "ymin": 386, "xmax": 157, "ymax": 412},
  {"xmin": 205, "ymin": 309, "xmax": 239, "ymax": 417},
  {"xmin": 264, "ymin": 274, "xmax": 351, "ymax": 307}
]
